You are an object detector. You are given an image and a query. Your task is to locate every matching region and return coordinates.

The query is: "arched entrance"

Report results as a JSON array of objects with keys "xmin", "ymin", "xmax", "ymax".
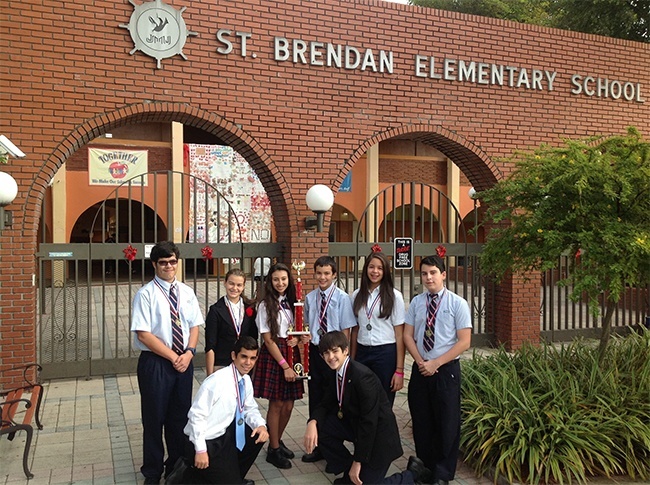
[
  {"xmin": 330, "ymin": 182, "xmax": 494, "ymax": 345},
  {"xmin": 35, "ymin": 171, "xmax": 283, "ymax": 378}
]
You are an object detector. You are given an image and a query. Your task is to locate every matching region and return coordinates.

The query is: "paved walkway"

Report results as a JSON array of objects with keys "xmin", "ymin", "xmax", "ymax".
[
  {"xmin": 1, "ymin": 364, "xmax": 640, "ymax": 485},
  {"xmin": 1, "ymin": 363, "xmax": 493, "ymax": 485}
]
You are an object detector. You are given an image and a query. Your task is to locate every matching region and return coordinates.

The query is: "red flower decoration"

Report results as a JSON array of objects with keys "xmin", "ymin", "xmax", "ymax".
[
  {"xmin": 245, "ymin": 307, "xmax": 254, "ymax": 317},
  {"xmin": 201, "ymin": 245, "xmax": 213, "ymax": 261},
  {"xmin": 575, "ymin": 248, "xmax": 582, "ymax": 261},
  {"xmin": 123, "ymin": 244, "xmax": 137, "ymax": 262},
  {"xmin": 371, "ymin": 243, "xmax": 383, "ymax": 253},
  {"xmin": 436, "ymin": 244, "xmax": 447, "ymax": 258}
]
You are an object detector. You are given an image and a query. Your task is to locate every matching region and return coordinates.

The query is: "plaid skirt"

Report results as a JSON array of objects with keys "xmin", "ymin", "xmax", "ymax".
[{"xmin": 253, "ymin": 339, "xmax": 304, "ymax": 401}]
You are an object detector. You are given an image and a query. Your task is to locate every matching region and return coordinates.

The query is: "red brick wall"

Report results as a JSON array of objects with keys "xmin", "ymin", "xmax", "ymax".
[
  {"xmin": 1, "ymin": 0, "xmax": 648, "ymax": 384},
  {"xmin": 380, "ymin": 159, "xmax": 446, "ymax": 185}
]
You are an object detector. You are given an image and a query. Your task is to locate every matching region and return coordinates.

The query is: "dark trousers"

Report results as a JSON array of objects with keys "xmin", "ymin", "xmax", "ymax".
[
  {"xmin": 355, "ymin": 343, "xmax": 397, "ymax": 406},
  {"xmin": 318, "ymin": 414, "xmax": 414, "ymax": 484},
  {"xmin": 183, "ymin": 420, "xmax": 264, "ymax": 484},
  {"xmin": 308, "ymin": 342, "xmax": 335, "ymax": 415},
  {"xmin": 407, "ymin": 359, "xmax": 461, "ymax": 481},
  {"xmin": 138, "ymin": 351, "xmax": 193, "ymax": 479}
]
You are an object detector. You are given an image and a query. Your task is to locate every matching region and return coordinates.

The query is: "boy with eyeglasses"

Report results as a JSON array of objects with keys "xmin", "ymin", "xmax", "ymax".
[{"xmin": 131, "ymin": 241, "xmax": 204, "ymax": 484}]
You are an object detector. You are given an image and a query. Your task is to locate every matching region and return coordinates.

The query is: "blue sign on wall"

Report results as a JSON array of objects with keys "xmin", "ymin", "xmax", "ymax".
[{"xmin": 340, "ymin": 172, "xmax": 352, "ymax": 192}]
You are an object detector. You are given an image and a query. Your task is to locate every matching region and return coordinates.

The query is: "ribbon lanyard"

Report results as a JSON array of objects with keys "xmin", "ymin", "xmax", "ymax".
[
  {"xmin": 336, "ymin": 358, "xmax": 350, "ymax": 419},
  {"xmin": 365, "ymin": 292, "xmax": 381, "ymax": 321},
  {"xmin": 232, "ymin": 365, "xmax": 245, "ymax": 422},
  {"xmin": 319, "ymin": 288, "xmax": 335, "ymax": 327},
  {"xmin": 226, "ymin": 299, "xmax": 243, "ymax": 337},
  {"xmin": 154, "ymin": 278, "xmax": 180, "ymax": 322},
  {"xmin": 278, "ymin": 298, "xmax": 294, "ymax": 325},
  {"xmin": 427, "ymin": 289, "xmax": 446, "ymax": 327}
]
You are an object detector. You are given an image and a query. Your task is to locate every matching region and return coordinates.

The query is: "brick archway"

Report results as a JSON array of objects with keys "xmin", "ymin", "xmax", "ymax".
[
  {"xmin": 24, "ymin": 102, "xmax": 296, "ymax": 244},
  {"xmin": 342, "ymin": 124, "xmax": 502, "ymax": 192}
]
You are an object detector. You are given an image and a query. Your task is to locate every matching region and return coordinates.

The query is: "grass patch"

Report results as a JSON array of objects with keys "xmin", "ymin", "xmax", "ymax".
[{"xmin": 461, "ymin": 330, "xmax": 650, "ymax": 484}]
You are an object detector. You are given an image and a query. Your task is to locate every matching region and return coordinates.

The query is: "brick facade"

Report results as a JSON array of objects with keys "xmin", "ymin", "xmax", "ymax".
[{"xmin": 1, "ymin": 0, "xmax": 648, "ymax": 384}]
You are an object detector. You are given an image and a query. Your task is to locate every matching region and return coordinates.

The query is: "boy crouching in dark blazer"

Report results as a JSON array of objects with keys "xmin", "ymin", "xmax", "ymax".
[{"xmin": 303, "ymin": 331, "xmax": 432, "ymax": 485}]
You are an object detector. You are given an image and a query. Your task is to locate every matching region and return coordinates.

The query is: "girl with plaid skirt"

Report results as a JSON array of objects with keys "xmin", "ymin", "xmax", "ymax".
[{"xmin": 253, "ymin": 263, "xmax": 308, "ymax": 469}]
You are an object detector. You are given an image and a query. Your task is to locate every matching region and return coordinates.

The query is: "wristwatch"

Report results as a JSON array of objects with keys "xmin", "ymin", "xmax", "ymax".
[{"xmin": 185, "ymin": 347, "xmax": 196, "ymax": 356}]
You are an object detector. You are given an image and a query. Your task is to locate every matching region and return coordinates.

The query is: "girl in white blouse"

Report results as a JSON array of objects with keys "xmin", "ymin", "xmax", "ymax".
[{"xmin": 350, "ymin": 251, "xmax": 406, "ymax": 406}]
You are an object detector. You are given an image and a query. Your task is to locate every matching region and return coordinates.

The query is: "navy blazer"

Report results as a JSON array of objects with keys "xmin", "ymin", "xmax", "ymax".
[
  {"xmin": 312, "ymin": 359, "xmax": 403, "ymax": 468},
  {"xmin": 204, "ymin": 297, "xmax": 258, "ymax": 366}
]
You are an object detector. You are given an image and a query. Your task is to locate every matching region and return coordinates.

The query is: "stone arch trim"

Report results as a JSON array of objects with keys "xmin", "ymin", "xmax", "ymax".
[
  {"xmin": 340, "ymin": 124, "xmax": 503, "ymax": 193},
  {"xmin": 24, "ymin": 102, "xmax": 294, "ymax": 244}
]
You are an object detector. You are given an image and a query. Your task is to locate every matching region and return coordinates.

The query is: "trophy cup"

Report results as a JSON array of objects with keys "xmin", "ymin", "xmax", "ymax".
[{"xmin": 287, "ymin": 260, "xmax": 310, "ymax": 380}]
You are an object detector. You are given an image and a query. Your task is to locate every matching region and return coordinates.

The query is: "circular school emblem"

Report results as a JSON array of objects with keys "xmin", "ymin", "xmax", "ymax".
[{"xmin": 119, "ymin": 0, "xmax": 197, "ymax": 69}]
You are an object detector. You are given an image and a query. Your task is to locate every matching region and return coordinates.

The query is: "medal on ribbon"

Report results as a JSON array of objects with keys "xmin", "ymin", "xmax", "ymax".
[
  {"xmin": 336, "ymin": 360, "xmax": 349, "ymax": 420},
  {"xmin": 227, "ymin": 299, "xmax": 244, "ymax": 337},
  {"xmin": 364, "ymin": 293, "xmax": 381, "ymax": 333}
]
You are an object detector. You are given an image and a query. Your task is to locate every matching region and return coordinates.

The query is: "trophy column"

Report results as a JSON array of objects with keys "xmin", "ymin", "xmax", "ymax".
[{"xmin": 288, "ymin": 260, "xmax": 310, "ymax": 380}]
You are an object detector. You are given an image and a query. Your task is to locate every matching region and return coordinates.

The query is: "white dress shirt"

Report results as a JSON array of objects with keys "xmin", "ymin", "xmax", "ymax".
[
  {"xmin": 184, "ymin": 363, "xmax": 265, "ymax": 453},
  {"xmin": 256, "ymin": 298, "xmax": 293, "ymax": 337},
  {"xmin": 304, "ymin": 284, "xmax": 357, "ymax": 345},
  {"xmin": 350, "ymin": 287, "xmax": 406, "ymax": 346},
  {"xmin": 404, "ymin": 287, "xmax": 472, "ymax": 360},
  {"xmin": 131, "ymin": 276, "xmax": 204, "ymax": 351}
]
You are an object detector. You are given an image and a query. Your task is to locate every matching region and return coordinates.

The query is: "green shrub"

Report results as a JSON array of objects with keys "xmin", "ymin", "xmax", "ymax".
[{"xmin": 461, "ymin": 330, "xmax": 650, "ymax": 484}]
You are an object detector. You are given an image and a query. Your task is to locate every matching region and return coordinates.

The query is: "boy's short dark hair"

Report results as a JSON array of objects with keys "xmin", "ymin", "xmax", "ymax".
[
  {"xmin": 420, "ymin": 255, "xmax": 446, "ymax": 273},
  {"xmin": 233, "ymin": 336, "xmax": 259, "ymax": 355},
  {"xmin": 318, "ymin": 331, "xmax": 349, "ymax": 354},
  {"xmin": 150, "ymin": 241, "xmax": 180, "ymax": 263},
  {"xmin": 314, "ymin": 255, "xmax": 337, "ymax": 274}
]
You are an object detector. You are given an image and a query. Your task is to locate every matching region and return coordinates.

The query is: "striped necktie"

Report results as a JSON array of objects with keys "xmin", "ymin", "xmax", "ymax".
[
  {"xmin": 320, "ymin": 292, "xmax": 328, "ymax": 335},
  {"xmin": 423, "ymin": 293, "xmax": 438, "ymax": 352},
  {"xmin": 170, "ymin": 284, "xmax": 184, "ymax": 354}
]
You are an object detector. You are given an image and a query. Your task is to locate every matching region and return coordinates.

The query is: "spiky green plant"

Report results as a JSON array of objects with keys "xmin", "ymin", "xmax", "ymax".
[{"xmin": 461, "ymin": 331, "xmax": 650, "ymax": 484}]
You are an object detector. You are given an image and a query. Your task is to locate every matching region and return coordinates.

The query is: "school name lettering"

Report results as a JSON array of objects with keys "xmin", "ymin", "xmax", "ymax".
[{"xmin": 215, "ymin": 29, "xmax": 645, "ymax": 103}]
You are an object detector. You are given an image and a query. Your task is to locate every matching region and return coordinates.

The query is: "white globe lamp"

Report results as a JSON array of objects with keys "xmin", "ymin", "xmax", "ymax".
[{"xmin": 305, "ymin": 184, "xmax": 334, "ymax": 232}]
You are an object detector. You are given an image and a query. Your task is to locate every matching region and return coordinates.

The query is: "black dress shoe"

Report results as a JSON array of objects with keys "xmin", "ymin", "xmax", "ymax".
[
  {"xmin": 332, "ymin": 473, "xmax": 353, "ymax": 484},
  {"xmin": 266, "ymin": 447, "xmax": 292, "ymax": 469},
  {"xmin": 301, "ymin": 446, "xmax": 324, "ymax": 462},
  {"xmin": 407, "ymin": 455, "xmax": 434, "ymax": 484},
  {"xmin": 278, "ymin": 440, "xmax": 295, "ymax": 459}
]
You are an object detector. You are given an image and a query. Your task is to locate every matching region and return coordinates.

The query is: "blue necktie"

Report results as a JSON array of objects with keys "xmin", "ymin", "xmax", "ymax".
[{"xmin": 236, "ymin": 378, "xmax": 245, "ymax": 451}]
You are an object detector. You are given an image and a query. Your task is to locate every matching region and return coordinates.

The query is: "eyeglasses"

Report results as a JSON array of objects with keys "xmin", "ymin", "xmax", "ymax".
[{"xmin": 157, "ymin": 259, "xmax": 178, "ymax": 266}]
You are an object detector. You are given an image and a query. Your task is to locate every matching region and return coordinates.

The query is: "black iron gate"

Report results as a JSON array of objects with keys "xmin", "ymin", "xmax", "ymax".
[
  {"xmin": 36, "ymin": 171, "xmax": 282, "ymax": 379},
  {"xmin": 330, "ymin": 182, "xmax": 495, "ymax": 345}
]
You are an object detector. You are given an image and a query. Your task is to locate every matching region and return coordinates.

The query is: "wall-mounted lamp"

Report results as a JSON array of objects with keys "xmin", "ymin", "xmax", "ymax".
[
  {"xmin": 305, "ymin": 216, "xmax": 318, "ymax": 230},
  {"xmin": 305, "ymin": 184, "xmax": 334, "ymax": 232},
  {"xmin": 0, "ymin": 135, "xmax": 24, "ymax": 232},
  {"xmin": 0, "ymin": 171, "xmax": 19, "ymax": 231}
]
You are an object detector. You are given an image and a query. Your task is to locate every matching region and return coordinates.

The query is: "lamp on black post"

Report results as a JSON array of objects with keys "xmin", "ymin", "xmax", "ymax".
[{"xmin": 305, "ymin": 184, "xmax": 334, "ymax": 232}]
